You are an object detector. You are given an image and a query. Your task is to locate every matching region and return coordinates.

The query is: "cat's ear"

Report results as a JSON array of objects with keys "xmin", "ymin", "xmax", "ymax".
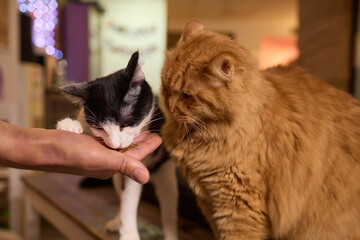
[
  {"xmin": 60, "ymin": 83, "xmax": 88, "ymax": 104},
  {"xmin": 180, "ymin": 20, "xmax": 204, "ymax": 42},
  {"xmin": 125, "ymin": 51, "xmax": 145, "ymax": 82},
  {"xmin": 210, "ymin": 54, "xmax": 235, "ymax": 84},
  {"xmin": 124, "ymin": 52, "xmax": 146, "ymax": 102},
  {"xmin": 185, "ymin": 54, "xmax": 234, "ymax": 93}
]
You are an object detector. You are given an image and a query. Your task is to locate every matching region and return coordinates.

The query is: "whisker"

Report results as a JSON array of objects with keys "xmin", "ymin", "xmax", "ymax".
[{"xmin": 84, "ymin": 106, "xmax": 97, "ymax": 119}]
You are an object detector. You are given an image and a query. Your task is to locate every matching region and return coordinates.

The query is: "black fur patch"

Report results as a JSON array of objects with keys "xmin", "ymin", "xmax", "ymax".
[{"xmin": 65, "ymin": 52, "xmax": 154, "ymax": 129}]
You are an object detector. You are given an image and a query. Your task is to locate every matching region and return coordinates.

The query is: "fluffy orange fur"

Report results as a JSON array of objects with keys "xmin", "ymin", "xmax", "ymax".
[{"xmin": 160, "ymin": 20, "xmax": 360, "ymax": 240}]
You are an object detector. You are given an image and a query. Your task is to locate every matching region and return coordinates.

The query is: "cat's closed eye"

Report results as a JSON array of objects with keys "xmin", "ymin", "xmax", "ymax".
[{"xmin": 182, "ymin": 93, "xmax": 192, "ymax": 99}]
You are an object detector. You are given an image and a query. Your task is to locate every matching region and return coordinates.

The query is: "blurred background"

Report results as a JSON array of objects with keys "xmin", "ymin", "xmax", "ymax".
[
  {"xmin": 0, "ymin": 0, "xmax": 359, "ymax": 130},
  {"xmin": 0, "ymin": 0, "xmax": 359, "ymax": 239}
]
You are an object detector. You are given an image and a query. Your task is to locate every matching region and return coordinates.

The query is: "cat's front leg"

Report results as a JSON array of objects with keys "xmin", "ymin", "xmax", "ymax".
[
  {"xmin": 106, "ymin": 174, "xmax": 123, "ymax": 232},
  {"xmin": 198, "ymin": 196, "xmax": 270, "ymax": 240},
  {"xmin": 214, "ymin": 208, "xmax": 270, "ymax": 240},
  {"xmin": 56, "ymin": 118, "xmax": 84, "ymax": 134},
  {"xmin": 119, "ymin": 177, "xmax": 143, "ymax": 240},
  {"xmin": 151, "ymin": 160, "xmax": 179, "ymax": 240}
]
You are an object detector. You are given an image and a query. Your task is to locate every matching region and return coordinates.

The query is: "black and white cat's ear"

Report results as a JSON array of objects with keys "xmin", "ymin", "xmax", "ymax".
[
  {"xmin": 60, "ymin": 83, "xmax": 88, "ymax": 104},
  {"xmin": 124, "ymin": 52, "xmax": 146, "ymax": 102},
  {"xmin": 125, "ymin": 51, "xmax": 145, "ymax": 82}
]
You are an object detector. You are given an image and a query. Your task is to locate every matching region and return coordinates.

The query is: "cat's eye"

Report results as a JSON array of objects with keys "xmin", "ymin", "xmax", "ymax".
[
  {"xmin": 94, "ymin": 126, "xmax": 103, "ymax": 130},
  {"xmin": 182, "ymin": 93, "xmax": 192, "ymax": 99}
]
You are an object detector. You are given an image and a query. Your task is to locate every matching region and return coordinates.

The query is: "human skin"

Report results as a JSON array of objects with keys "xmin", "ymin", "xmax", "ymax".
[{"xmin": 0, "ymin": 121, "xmax": 162, "ymax": 184}]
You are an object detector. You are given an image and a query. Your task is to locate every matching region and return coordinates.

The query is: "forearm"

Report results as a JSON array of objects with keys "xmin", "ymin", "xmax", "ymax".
[{"xmin": 0, "ymin": 121, "xmax": 54, "ymax": 170}]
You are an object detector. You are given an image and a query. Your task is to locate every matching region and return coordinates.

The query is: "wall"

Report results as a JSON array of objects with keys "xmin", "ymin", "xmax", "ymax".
[
  {"xmin": 354, "ymin": 2, "xmax": 360, "ymax": 100},
  {"xmin": 298, "ymin": 0, "xmax": 355, "ymax": 91},
  {"xmin": 167, "ymin": 0, "xmax": 298, "ymax": 65},
  {"xmin": 0, "ymin": 0, "xmax": 20, "ymax": 105},
  {"xmin": 98, "ymin": 0, "xmax": 167, "ymax": 94}
]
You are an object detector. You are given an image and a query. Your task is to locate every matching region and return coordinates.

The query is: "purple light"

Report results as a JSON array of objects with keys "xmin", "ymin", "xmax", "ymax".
[
  {"xmin": 54, "ymin": 50, "xmax": 63, "ymax": 59},
  {"xmin": 34, "ymin": 37, "xmax": 45, "ymax": 48},
  {"xmin": 33, "ymin": 25, "xmax": 41, "ymax": 32},
  {"xmin": 46, "ymin": 31, "xmax": 55, "ymax": 38},
  {"xmin": 41, "ymin": 5, "xmax": 48, "ymax": 13},
  {"xmin": 23, "ymin": 0, "xmax": 62, "ymax": 58},
  {"xmin": 46, "ymin": 38, "xmax": 55, "ymax": 46},
  {"xmin": 48, "ymin": 0, "xmax": 58, "ymax": 10},
  {"xmin": 34, "ymin": 0, "xmax": 43, "ymax": 9},
  {"xmin": 27, "ymin": 3, "xmax": 35, "ymax": 12},
  {"xmin": 46, "ymin": 46, "xmax": 55, "ymax": 55},
  {"xmin": 34, "ymin": 9, "xmax": 43, "ymax": 18},
  {"xmin": 43, "ymin": 13, "xmax": 50, "ymax": 21},
  {"xmin": 34, "ymin": 18, "xmax": 43, "ymax": 27},
  {"xmin": 45, "ymin": 21, "xmax": 55, "ymax": 31},
  {"xmin": 19, "ymin": 3, "xmax": 28, "ymax": 13}
]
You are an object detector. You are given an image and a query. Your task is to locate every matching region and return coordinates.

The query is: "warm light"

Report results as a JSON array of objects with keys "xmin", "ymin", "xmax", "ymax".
[{"xmin": 259, "ymin": 36, "xmax": 299, "ymax": 70}]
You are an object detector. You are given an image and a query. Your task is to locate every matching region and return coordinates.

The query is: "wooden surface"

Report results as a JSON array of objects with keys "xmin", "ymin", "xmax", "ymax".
[{"xmin": 22, "ymin": 173, "xmax": 213, "ymax": 240}]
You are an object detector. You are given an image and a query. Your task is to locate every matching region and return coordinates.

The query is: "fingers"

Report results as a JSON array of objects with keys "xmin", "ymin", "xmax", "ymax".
[{"xmin": 128, "ymin": 131, "xmax": 163, "ymax": 160}]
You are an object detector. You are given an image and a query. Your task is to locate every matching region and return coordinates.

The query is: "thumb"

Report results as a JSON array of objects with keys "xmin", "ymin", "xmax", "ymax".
[{"xmin": 115, "ymin": 155, "xmax": 150, "ymax": 184}]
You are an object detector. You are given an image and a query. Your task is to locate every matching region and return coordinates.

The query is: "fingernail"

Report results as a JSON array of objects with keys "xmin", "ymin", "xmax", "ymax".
[{"xmin": 132, "ymin": 168, "xmax": 148, "ymax": 184}]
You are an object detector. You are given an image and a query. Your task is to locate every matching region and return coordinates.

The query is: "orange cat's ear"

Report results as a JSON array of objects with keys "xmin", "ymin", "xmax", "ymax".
[
  {"xmin": 185, "ymin": 55, "xmax": 234, "ymax": 93},
  {"xmin": 210, "ymin": 54, "xmax": 234, "ymax": 85},
  {"xmin": 180, "ymin": 20, "xmax": 204, "ymax": 42}
]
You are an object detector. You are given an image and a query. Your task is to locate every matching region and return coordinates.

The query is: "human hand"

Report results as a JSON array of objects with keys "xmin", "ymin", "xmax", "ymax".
[{"xmin": 0, "ymin": 122, "xmax": 162, "ymax": 184}]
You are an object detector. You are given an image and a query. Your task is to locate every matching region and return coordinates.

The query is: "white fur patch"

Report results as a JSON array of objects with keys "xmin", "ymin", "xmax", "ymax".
[
  {"xmin": 119, "ymin": 177, "xmax": 142, "ymax": 240},
  {"xmin": 90, "ymin": 103, "xmax": 155, "ymax": 149},
  {"xmin": 56, "ymin": 118, "xmax": 83, "ymax": 134}
]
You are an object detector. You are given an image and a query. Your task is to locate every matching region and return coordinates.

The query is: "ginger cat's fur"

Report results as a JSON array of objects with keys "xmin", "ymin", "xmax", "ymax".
[{"xmin": 160, "ymin": 20, "xmax": 360, "ymax": 240}]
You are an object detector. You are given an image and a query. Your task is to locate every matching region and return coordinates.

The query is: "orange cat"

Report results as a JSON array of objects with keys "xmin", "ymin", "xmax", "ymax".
[{"xmin": 160, "ymin": 20, "xmax": 360, "ymax": 240}]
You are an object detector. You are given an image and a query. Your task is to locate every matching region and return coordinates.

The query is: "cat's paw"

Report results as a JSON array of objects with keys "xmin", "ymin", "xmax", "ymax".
[
  {"xmin": 56, "ymin": 118, "xmax": 83, "ymax": 134},
  {"xmin": 105, "ymin": 218, "xmax": 121, "ymax": 233}
]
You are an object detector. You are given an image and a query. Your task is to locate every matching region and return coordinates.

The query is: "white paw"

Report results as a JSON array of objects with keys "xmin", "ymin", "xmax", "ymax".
[
  {"xmin": 56, "ymin": 118, "xmax": 83, "ymax": 134},
  {"xmin": 119, "ymin": 230, "xmax": 140, "ymax": 240},
  {"xmin": 105, "ymin": 218, "xmax": 120, "ymax": 233}
]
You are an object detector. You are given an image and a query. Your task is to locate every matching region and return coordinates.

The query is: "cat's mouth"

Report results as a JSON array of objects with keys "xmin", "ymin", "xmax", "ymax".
[{"xmin": 93, "ymin": 137, "xmax": 121, "ymax": 150}]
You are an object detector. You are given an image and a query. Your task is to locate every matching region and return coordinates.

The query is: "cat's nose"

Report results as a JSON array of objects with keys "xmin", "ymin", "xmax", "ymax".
[
  {"xmin": 108, "ymin": 142, "xmax": 121, "ymax": 149},
  {"xmin": 105, "ymin": 139, "xmax": 121, "ymax": 149}
]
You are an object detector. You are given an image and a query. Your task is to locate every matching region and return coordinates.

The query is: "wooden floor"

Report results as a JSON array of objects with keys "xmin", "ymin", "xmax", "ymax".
[{"xmin": 23, "ymin": 173, "xmax": 214, "ymax": 240}]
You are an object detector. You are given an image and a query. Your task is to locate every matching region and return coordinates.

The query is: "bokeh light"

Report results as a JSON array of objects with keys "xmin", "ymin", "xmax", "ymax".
[{"xmin": 17, "ymin": 0, "xmax": 62, "ymax": 59}]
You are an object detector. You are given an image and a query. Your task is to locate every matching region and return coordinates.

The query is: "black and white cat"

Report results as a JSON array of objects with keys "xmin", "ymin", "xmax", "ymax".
[{"xmin": 56, "ymin": 52, "xmax": 178, "ymax": 240}]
